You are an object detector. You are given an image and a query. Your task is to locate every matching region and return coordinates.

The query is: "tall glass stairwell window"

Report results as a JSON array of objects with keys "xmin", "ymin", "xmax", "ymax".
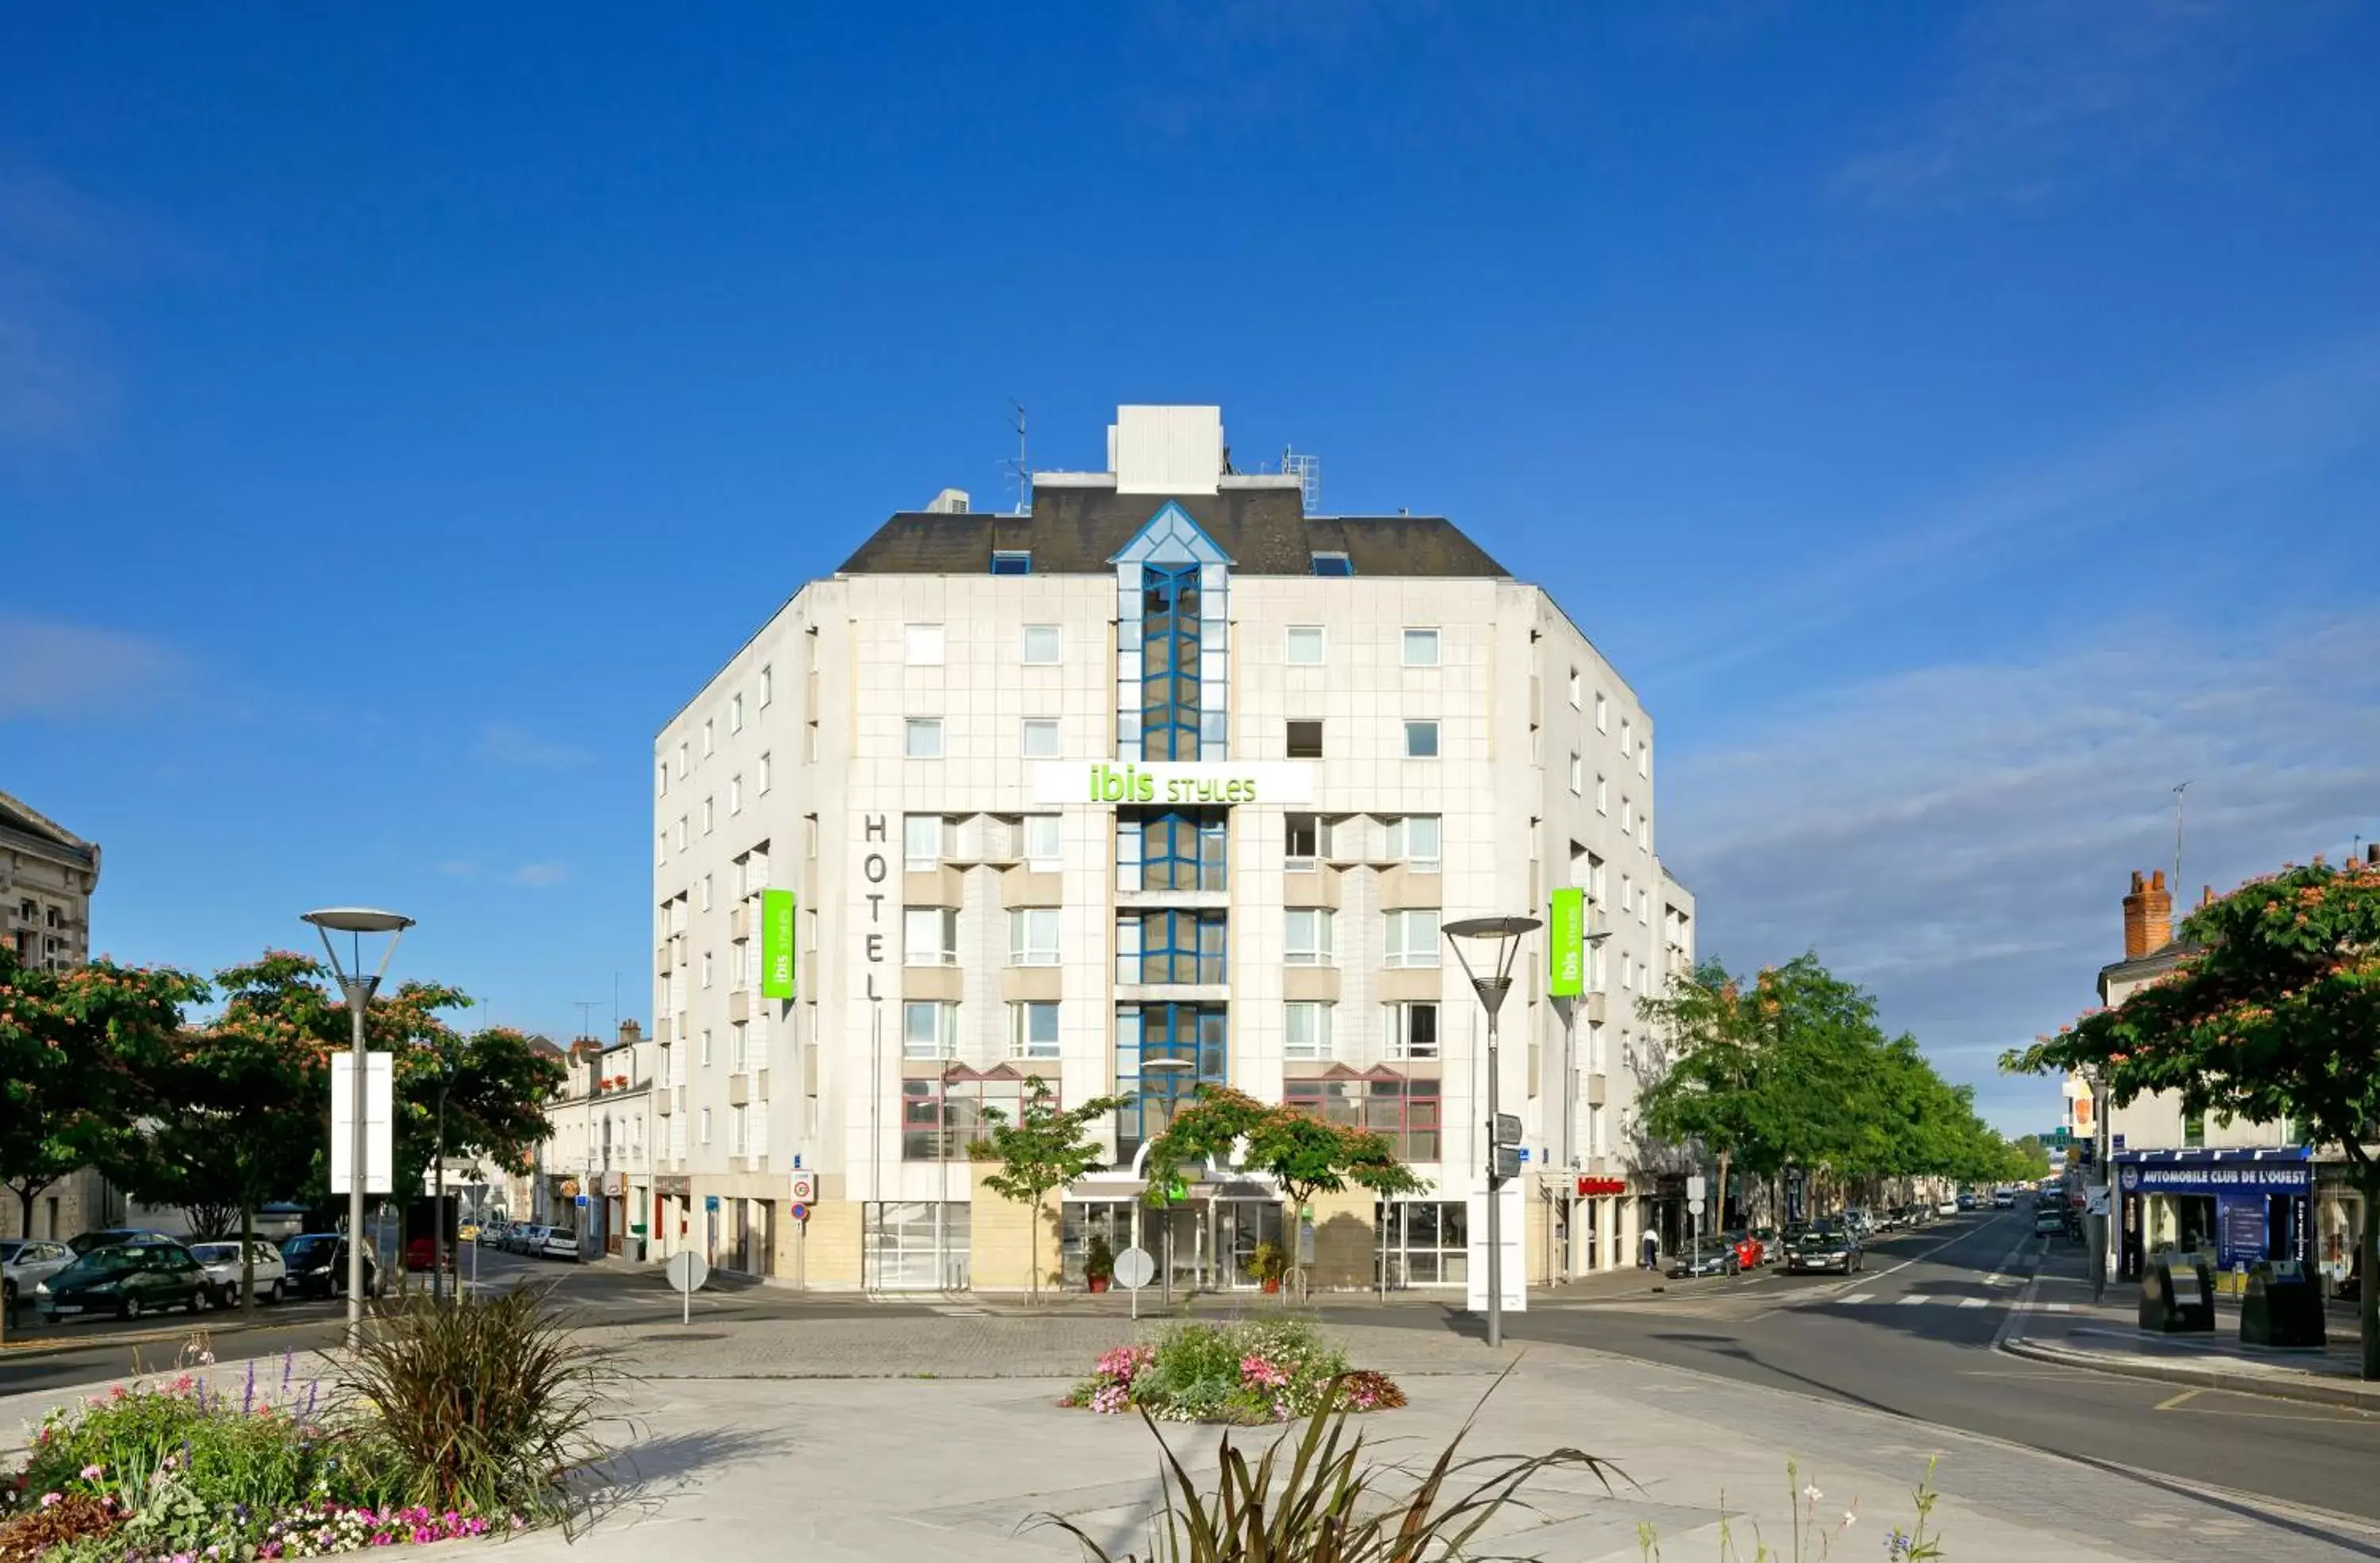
[
  {"xmin": 1115, "ymin": 808, "xmax": 1228, "ymax": 893},
  {"xmin": 1113, "ymin": 501, "xmax": 1231, "ymax": 763},
  {"xmin": 1140, "ymin": 563, "xmax": 1202, "ymax": 761},
  {"xmin": 1115, "ymin": 1003, "xmax": 1228, "ymax": 1166}
]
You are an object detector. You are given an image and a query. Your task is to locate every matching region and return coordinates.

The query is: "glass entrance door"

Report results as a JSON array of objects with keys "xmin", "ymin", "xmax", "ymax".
[{"xmin": 1219, "ymin": 1200, "xmax": 1284, "ymax": 1288}]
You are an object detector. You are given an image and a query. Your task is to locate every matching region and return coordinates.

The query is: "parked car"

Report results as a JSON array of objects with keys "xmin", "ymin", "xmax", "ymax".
[
  {"xmin": 1936, "ymin": 1197, "xmax": 1960, "ymax": 1216},
  {"xmin": 1956, "ymin": 1192, "xmax": 1979, "ymax": 1212},
  {"xmin": 2, "ymin": 1238, "xmax": 75, "ymax": 1311},
  {"xmin": 66, "ymin": 1227, "xmax": 175, "ymax": 1257},
  {"xmin": 1783, "ymin": 1223, "xmax": 1864, "ymax": 1275},
  {"xmin": 278, "ymin": 1234, "xmax": 380, "ymax": 1300},
  {"xmin": 1749, "ymin": 1225, "xmax": 1781, "ymax": 1262},
  {"xmin": 474, "ymin": 1221, "xmax": 505, "ymax": 1246},
  {"xmin": 539, "ymin": 1226, "xmax": 582, "ymax": 1262},
  {"xmin": 1992, "ymin": 1189, "xmax": 2016, "ymax": 1208},
  {"xmin": 36, "ymin": 1241, "xmax": 209, "ymax": 1321},
  {"xmin": 2033, "ymin": 1204, "xmax": 2066, "ymax": 1237},
  {"xmin": 505, "ymin": 1223, "xmax": 546, "ymax": 1255},
  {"xmin": 187, "ymin": 1239, "xmax": 286, "ymax": 1306}
]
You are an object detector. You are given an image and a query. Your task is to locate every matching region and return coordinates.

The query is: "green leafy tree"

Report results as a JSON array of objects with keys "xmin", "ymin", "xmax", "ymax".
[
  {"xmin": 2005, "ymin": 857, "xmax": 2380, "ymax": 1379},
  {"xmin": 1142, "ymin": 1086, "xmax": 1427, "ymax": 1298},
  {"xmin": 0, "ymin": 947, "xmax": 205, "ymax": 1341},
  {"xmin": 969, "ymin": 1076, "xmax": 1128, "ymax": 1300},
  {"xmin": 2010, "ymin": 1135, "xmax": 2054, "ymax": 1180}
]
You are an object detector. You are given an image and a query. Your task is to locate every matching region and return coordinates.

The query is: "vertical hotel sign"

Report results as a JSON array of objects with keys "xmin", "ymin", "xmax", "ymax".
[
  {"xmin": 761, "ymin": 888, "xmax": 797, "ymax": 1000},
  {"xmin": 1548, "ymin": 888, "xmax": 1585, "ymax": 998}
]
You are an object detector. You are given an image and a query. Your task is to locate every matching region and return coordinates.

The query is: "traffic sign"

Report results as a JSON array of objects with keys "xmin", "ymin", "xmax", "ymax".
[
  {"xmin": 789, "ymin": 1170, "xmax": 820, "ymax": 1204},
  {"xmin": 1687, "ymin": 1174, "xmax": 1708, "ymax": 1200},
  {"xmin": 789, "ymin": 1202, "xmax": 809, "ymax": 1223},
  {"xmin": 1687, "ymin": 1197, "xmax": 1706, "ymax": 1217},
  {"xmin": 1492, "ymin": 1114, "xmax": 1523, "ymax": 1146},
  {"xmin": 1491, "ymin": 1146, "xmax": 1522, "ymax": 1181},
  {"xmin": 574, "ymin": 1192, "xmax": 588, "ymax": 1208},
  {"xmin": 665, "ymin": 1250, "xmax": 708, "ymax": 1324},
  {"xmin": 1113, "ymin": 1246, "xmax": 1156, "ymax": 1289}
]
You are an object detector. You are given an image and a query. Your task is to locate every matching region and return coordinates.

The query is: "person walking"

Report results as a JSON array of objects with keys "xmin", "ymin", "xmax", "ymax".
[{"xmin": 1640, "ymin": 1225, "xmax": 1660, "ymax": 1271}]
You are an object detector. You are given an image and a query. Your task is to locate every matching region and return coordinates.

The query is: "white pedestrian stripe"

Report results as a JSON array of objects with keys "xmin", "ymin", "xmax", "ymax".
[
  {"xmin": 1838, "ymin": 1292, "xmax": 1875, "ymax": 1304},
  {"xmin": 1898, "ymin": 1295, "xmax": 1929, "ymax": 1306},
  {"xmin": 1958, "ymin": 1296, "xmax": 1988, "ymax": 1308}
]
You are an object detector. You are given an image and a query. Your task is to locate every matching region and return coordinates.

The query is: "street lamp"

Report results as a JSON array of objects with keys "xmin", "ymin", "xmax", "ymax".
[
  {"xmin": 1445, "ymin": 914, "xmax": 1541, "ymax": 1350},
  {"xmin": 1558, "ymin": 926, "xmax": 1615, "ymax": 1280},
  {"xmin": 430, "ymin": 1039, "xmax": 461, "ymax": 1304},
  {"xmin": 301, "ymin": 906, "xmax": 414, "ymax": 1339}
]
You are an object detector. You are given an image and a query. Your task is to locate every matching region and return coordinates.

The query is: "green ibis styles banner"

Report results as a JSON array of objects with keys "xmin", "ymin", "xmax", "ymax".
[
  {"xmin": 1548, "ymin": 887, "xmax": 1585, "ymax": 997},
  {"xmin": 761, "ymin": 889, "xmax": 797, "ymax": 1000}
]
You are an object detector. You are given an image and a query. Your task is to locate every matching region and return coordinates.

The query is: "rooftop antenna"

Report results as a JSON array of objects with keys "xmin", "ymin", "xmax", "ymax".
[
  {"xmin": 1007, "ymin": 401, "xmax": 1030, "ymax": 515},
  {"xmin": 1281, "ymin": 445, "xmax": 1321, "ymax": 513},
  {"xmin": 572, "ymin": 1000, "xmax": 602, "ymax": 1044},
  {"xmin": 2171, "ymin": 782, "xmax": 2190, "ymax": 903}
]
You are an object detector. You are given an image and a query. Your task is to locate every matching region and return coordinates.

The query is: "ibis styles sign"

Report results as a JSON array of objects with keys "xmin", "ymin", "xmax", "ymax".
[
  {"xmin": 1548, "ymin": 887, "xmax": 1586, "ymax": 997},
  {"xmin": 760, "ymin": 889, "xmax": 797, "ymax": 1000},
  {"xmin": 1032, "ymin": 762, "xmax": 1315, "ymax": 807}
]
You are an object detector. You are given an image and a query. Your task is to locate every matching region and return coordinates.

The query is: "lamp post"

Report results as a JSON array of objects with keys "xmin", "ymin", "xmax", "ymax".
[
  {"xmin": 1143, "ymin": 1057, "xmax": 1194, "ymax": 1300},
  {"xmin": 2079, "ymin": 1062, "xmax": 2110, "ymax": 1303},
  {"xmin": 430, "ymin": 1040, "xmax": 461, "ymax": 1303},
  {"xmin": 1445, "ymin": 914, "xmax": 1541, "ymax": 1350},
  {"xmin": 1558, "ymin": 925, "xmax": 1615, "ymax": 1281},
  {"xmin": 301, "ymin": 907, "xmax": 413, "ymax": 1340}
]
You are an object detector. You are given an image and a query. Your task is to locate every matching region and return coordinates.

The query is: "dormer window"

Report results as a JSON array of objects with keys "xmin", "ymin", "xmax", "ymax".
[
  {"xmin": 991, "ymin": 551, "xmax": 1031, "ymax": 576},
  {"xmin": 1310, "ymin": 551, "xmax": 1353, "ymax": 577}
]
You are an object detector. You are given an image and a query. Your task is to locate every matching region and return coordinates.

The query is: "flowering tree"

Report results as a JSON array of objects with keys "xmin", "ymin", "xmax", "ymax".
[
  {"xmin": 2003, "ymin": 857, "xmax": 2380, "ymax": 1379},
  {"xmin": 1142, "ymin": 1086, "xmax": 1426, "ymax": 1298},
  {"xmin": 0, "ymin": 947, "xmax": 205, "ymax": 1342}
]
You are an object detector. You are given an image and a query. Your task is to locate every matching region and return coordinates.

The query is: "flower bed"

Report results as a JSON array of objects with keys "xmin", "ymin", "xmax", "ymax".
[{"xmin": 1062, "ymin": 1320, "xmax": 1406, "ymax": 1424}]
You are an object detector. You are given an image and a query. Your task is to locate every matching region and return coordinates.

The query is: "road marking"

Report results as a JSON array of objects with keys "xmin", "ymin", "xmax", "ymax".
[
  {"xmin": 1897, "ymin": 1295, "xmax": 1928, "ymax": 1306},
  {"xmin": 2037, "ymin": 1301, "xmax": 2071, "ymax": 1313},
  {"xmin": 1958, "ymin": 1296, "xmax": 1987, "ymax": 1308},
  {"xmin": 1837, "ymin": 1292, "xmax": 1874, "ymax": 1304},
  {"xmin": 2155, "ymin": 1387, "xmax": 2202, "ymax": 1411}
]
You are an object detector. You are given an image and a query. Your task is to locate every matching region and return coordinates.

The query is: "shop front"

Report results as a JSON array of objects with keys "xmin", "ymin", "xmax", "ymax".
[{"xmin": 2114, "ymin": 1146, "xmax": 2312, "ymax": 1291}]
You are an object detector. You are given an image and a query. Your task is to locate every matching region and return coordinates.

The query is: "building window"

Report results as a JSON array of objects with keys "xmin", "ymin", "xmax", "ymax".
[
  {"xmin": 1117, "ymin": 909, "xmax": 1226, "ymax": 985},
  {"xmin": 700, "ymin": 950, "xmax": 714, "ymax": 989},
  {"xmin": 1284, "ymin": 908, "xmax": 1335, "ymax": 966},
  {"xmin": 904, "ymin": 624, "xmax": 945, "ymax": 666},
  {"xmin": 727, "ymin": 1104, "xmax": 746, "ymax": 1156},
  {"xmin": 1288, "ymin": 1076, "xmax": 1439, "ymax": 1162},
  {"xmin": 1384, "ymin": 909, "xmax": 1441, "ymax": 969},
  {"xmin": 1383, "ymin": 1001, "xmax": 1440, "ymax": 1059},
  {"xmin": 699, "ymin": 874, "xmax": 714, "ymax": 912},
  {"xmin": 901, "ymin": 1000, "xmax": 959, "ymax": 1062},
  {"xmin": 656, "ymin": 761, "xmax": 669, "ymax": 798},
  {"xmin": 1285, "ymin": 625, "xmax": 1326, "ymax": 665},
  {"xmin": 675, "ymin": 815, "xmax": 689, "ymax": 851},
  {"xmin": 904, "ymin": 718, "xmax": 944, "ymax": 758},
  {"xmin": 1622, "ymin": 951, "xmax": 1636, "ymax": 990},
  {"xmin": 702, "ymin": 797, "xmax": 715, "ymax": 835},
  {"xmin": 1310, "ymin": 551, "xmax": 1353, "ymax": 577},
  {"xmin": 1022, "ymin": 624, "xmax": 1061, "ymax": 665},
  {"xmin": 1595, "ymin": 692, "xmax": 1608, "ymax": 732},
  {"xmin": 1622, "ymin": 797, "xmax": 1635, "ymax": 834},
  {"xmin": 675, "ymin": 741, "xmax": 688, "ymax": 778},
  {"xmin": 729, "ymin": 775, "xmax": 743, "ymax": 815},
  {"xmin": 1403, "ymin": 720, "xmax": 1440, "ymax": 758},
  {"xmin": 1285, "ymin": 813, "xmax": 1330, "ymax": 871},
  {"xmin": 702, "ymin": 719, "xmax": 715, "ymax": 757},
  {"xmin": 1596, "ymin": 775, "xmax": 1608, "ymax": 814},
  {"xmin": 904, "ymin": 814, "xmax": 943, "ymax": 872},
  {"xmin": 1388, "ymin": 815, "xmax": 1441, "ymax": 871},
  {"xmin": 1403, "ymin": 628, "xmax": 1441, "ymax": 666},
  {"xmin": 1284, "ymin": 1001, "xmax": 1334, "ymax": 1061},
  {"xmin": 656, "ymin": 831, "xmax": 667, "ymax": 867},
  {"xmin": 904, "ymin": 908, "xmax": 958, "ymax": 966},
  {"xmin": 806, "ymin": 723, "xmax": 820, "ymax": 763},
  {"xmin": 1010, "ymin": 1000, "xmax": 1060, "ymax": 1059},
  {"xmin": 700, "ymin": 1027, "xmax": 713, "ymax": 1067},
  {"xmin": 1010, "ymin": 907, "xmax": 1061, "ymax": 967},
  {"xmin": 760, "ymin": 664, "xmax": 774, "ymax": 706},
  {"xmin": 1022, "ymin": 718, "xmax": 1061, "ymax": 758},
  {"xmin": 758, "ymin": 752, "xmax": 771, "ymax": 793},
  {"xmin": 1022, "ymin": 813, "xmax": 1062, "ymax": 869},
  {"xmin": 731, "ymin": 693, "xmax": 744, "ymax": 733},
  {"xmin": 1115, "ymin": 1003, "xmax": 1226, "ymax": 1162},
  {"xmin": 1140, "ymin": 563, "xmax": 1204, "ymax": 762},
  {"xmin": 1569, "ymin": 753, "xmax": 1583, "ymax": 795},
  {"xmin": 1287, "ymin": 720, "xmax": 1324, "ymax": 758},
  {"xmin": 1620, "ymin": 717, "xmax": 1632, "ymax": 757},
  {"xmin": 698, "ymin": 1107, "xmax": 712, "ymax": 1145},
  {"xmin": 991, "ymin": 550, "xmax": 1032, "ymax": 576},
  {"xmin": 1376, "ymin": 1200, "xmax": 1468, "ymax": 1285},
  {"xmin": 1568, "ymin": 669, "xmax": 1581, "ymax": 709},
  {"xmin": 1640, "ymin": 739, "xmax": 1650, "ymax": 778},
  {"xmin": 1123, "ymin": 809, "xmax": 1226, "ymax": 892}
]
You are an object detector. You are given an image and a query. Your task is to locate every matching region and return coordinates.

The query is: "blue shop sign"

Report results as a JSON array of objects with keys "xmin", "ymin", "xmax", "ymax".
[{"xmin": 2116, "ymin": 1160, "xmax": 2311, "ymax": 1194}]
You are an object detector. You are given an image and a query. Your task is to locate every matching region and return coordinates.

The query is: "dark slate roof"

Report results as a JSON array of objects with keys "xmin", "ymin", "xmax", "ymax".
[{"xmin": 836, "ymin": 486, "xmax": 1509, "ymax": 578}]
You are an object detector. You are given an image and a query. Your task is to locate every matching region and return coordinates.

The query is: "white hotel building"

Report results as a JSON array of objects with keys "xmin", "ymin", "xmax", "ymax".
[{"xmin": 650, "ymin": 406, "xmax": 1693, "ymax": 1294}]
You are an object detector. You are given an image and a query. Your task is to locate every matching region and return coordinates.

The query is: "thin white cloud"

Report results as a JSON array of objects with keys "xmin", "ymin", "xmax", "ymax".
[
  {"xmin": 1657, "ymin": 327, "xmax": 2380, "ymax": 683},
  {"xmin": 1661, "ymin": 614, "xmax": 2380, "ymax": 1127},
  {"xmin": 433, "ymin": 860, "xmax": 480, "ymax": 879},
  {"xmin": 477, "ymin": 722, "xmax": 589, "ymax": 770},
  {"xmin": 0, "ymin": 615, "xmax": 186, "ymax": 720},
  {"xmin": 503, "ymin": 862, "xmax": 570, "ymax": 888},
  {"xmin": 1835, "ymin": 0, "xmax": 2303, "ymax": 210},
  {"xmin": 0, "ymin": 163, "xmax": 176, "ymax": 454}
]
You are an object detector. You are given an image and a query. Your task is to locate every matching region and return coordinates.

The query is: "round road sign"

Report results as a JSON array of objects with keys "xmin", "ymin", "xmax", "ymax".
[
  {"xmin": 1687, "ymin": 1197, "xmax": 1706, "ymax": 1217},
  {"xmin": 1112, "ymin": 1246, "xmax": 1157, "ymax": 1290},
  {"xmin": 665, "ymin": 1250, "xmax": 710, "ymax": 1295},
  {"xmin": 790, "ymin": 1202, "xmax": 810, "ymax": 1223}
]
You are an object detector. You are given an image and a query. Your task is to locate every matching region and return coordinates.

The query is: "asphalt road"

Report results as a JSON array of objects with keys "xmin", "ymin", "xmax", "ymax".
[{"xmin": 1326, "ymin": 1208, "xmax": 2380, "ymax": 1542}]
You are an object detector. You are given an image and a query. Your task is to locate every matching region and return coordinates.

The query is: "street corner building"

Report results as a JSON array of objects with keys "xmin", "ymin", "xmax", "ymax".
[{"xmin": 646, "ymin": 406, "xmax": 1695, "ymax": 1299}]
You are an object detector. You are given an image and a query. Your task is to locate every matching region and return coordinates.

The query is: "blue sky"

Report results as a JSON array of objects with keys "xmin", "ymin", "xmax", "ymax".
[{"xmin": 4, "ymin": 4, "xmax": 2375, "ymax": 1130}]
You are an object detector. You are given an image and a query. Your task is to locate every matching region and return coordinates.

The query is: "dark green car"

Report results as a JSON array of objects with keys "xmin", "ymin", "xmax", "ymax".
[{"xmin": 36, "ymin": 1241, "xmax": 209, "ymax": 1321}]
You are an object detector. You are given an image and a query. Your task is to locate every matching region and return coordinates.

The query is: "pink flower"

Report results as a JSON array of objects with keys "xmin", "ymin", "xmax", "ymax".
[{"xmin": 79, "ymin": 1464, "xmax": 104, "ymax": 1480}]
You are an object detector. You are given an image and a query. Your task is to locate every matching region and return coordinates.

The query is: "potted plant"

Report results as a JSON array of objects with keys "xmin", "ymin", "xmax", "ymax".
[
  {"xmin": 1251, "ymin": 1239, "xmax": 1288, "ymax": 1294},
  {"xmin": 1086, "ymin": 1235, "xmax": 1115, "ymax": 1293}
]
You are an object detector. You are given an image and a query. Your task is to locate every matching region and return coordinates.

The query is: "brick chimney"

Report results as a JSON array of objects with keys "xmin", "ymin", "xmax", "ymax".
[
  {"xmin": 2122, "ymin": 870, "xmax": 2173, "ymax": 960},
  {"xmin": 617, "ymin": 1019, "xmax": 643, "ymax": 1048}
]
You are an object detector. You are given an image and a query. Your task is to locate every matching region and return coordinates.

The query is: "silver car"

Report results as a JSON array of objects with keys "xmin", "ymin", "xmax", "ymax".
[
  {"xmin": 2, "ymin": 1239, "xmax": 75, "ymax": 1311},
  {"xmin": 187, "ymin": 1239, "xmax": 287, "ymax": 1305}
]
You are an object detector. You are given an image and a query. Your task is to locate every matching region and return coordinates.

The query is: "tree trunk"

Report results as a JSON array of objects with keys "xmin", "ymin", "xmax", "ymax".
[
  {"xmin": 2361, "ymin": 1171, "xmax": 2378, "ymax": 1383},
  {"xmin": 1027, "ymin": 1194, "xmax": 1039, "ymax": 1304},
  {"xmin": 240, "ymin": 1201, "xmax": 257, "ymax": 1322}
]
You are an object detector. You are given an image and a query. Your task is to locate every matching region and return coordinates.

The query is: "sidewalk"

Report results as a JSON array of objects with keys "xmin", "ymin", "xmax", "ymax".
[{"xmin": 2003, "ymin": 1271, "xmax": 2380, "ymax": 1411}]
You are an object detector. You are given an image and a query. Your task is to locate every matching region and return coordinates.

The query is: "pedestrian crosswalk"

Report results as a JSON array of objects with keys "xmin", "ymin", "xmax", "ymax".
[{"xmin": 1829, "ymin": 1292, "xmax": 2068, "ymax": 1311}]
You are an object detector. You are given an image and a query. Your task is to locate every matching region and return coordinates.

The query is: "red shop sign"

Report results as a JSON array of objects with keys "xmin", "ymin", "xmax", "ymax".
[{"xmin": 1576, "ymin": 1177, "xmax": 1626, "ymax": 1197}]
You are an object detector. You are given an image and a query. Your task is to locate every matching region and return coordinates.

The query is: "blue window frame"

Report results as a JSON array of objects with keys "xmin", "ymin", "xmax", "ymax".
[
  {"xmin": 1123, "ymin": 809, "xmax": 1227, "ymax": 893},
  {"xmin": 1122, "ymin": 910, "xmax": 1226, "ymax": 985},
  {"xmin": 1141, "ymin": 563, "xmax": 1202, "ymax": 761},
  {"xmin": 1310, "ymin": 551, "xmax": 1353, "ymax": 577},
  {"xmin": 1115, "ymin": 1003, "xmax": 1227, "ymax": 1161},
  {"xmin": 991, "ymin": 551, "xmax": 1031, "ymax": 576}
]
